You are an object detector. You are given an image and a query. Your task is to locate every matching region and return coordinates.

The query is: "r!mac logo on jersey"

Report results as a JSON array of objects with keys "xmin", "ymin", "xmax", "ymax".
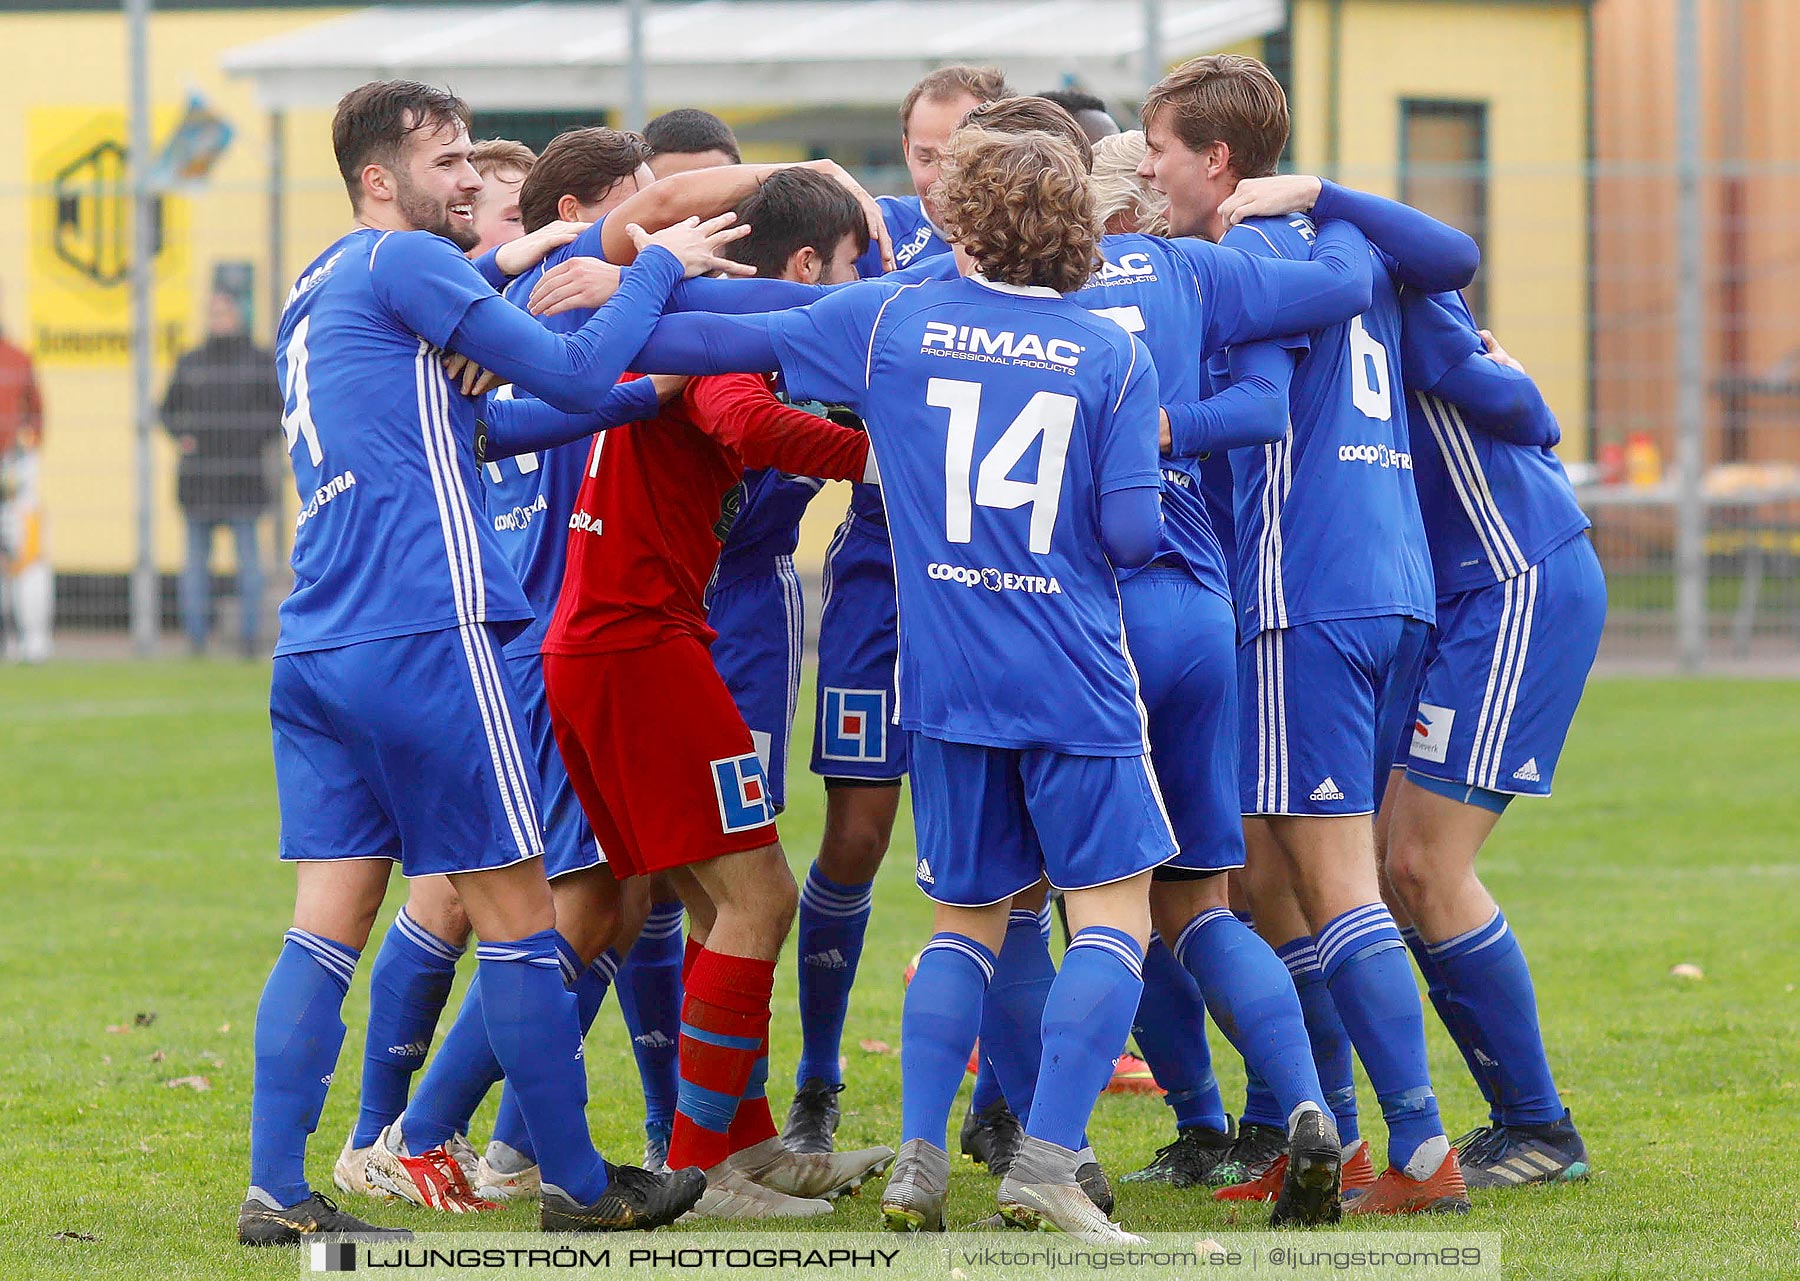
[
  {"xmin": 1091, "ymin": 251, "xmax": 1157, "ymax": 283},
  {"xmin": 920, "ymin": 322, "xmax": 1083, "ymax": 370}
]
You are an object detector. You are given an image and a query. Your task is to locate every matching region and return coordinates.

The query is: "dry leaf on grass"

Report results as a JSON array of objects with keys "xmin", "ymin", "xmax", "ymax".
[
  {"xmin": 51, "ymin": 1232, "xmax": 97, "ymax": 1242},
  {"xmin": 858, "ymin": 1039, "xmax": 894, "ymax": 1055},
  {"xmin": 164, "ymin": 1075, "xmax": 211, "ymax": 1092}
]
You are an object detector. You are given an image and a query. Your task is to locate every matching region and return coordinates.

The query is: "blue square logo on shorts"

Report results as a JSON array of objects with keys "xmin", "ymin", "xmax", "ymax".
[
  {"xmin": 711, "ymin": 753, "xmax": 775, "ymax": 834},
  {"xmin": 819, "ymin": 688, "xmax": 887, "ymax": 762}
]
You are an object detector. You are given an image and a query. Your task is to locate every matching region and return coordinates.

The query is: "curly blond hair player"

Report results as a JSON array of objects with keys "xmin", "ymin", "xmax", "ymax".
[{"xmin": 934, "ymin": 125, "xmax": 1099, "ymax": 295}]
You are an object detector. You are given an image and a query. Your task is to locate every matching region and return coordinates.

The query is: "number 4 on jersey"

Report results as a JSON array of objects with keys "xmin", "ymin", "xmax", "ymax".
[
  {"xmin": 929, "ymin": 377, "xmax": 1077, "ymax": 556},
  {"xmin": 282, "ymin": 314, "xmax": 324, "ymax": 466}
]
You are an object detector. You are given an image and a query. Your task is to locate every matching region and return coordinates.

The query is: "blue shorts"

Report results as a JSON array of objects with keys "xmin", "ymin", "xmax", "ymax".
[
  {"xmin": 1402, "ymin": 534, "xmax": 1606, "ymax": 796},
  {"xmin": 812, "ymin": 518, "xmax": 907, "ymax": 782},
  {"xmin": 1240, "ymin": 614, "xmax": 1431, "ymax": 817},
  {"xmin": 1120, "ymin": 567, "xmax": 1244, "ymax": 872},
  {"xmin": 707, "ymin": 556, "xmax": 804, "ymax": 811},
  {"xmin": 908, "ymin": 733, "xmax": 1176, "ymax": 907},
  {"xmin": 273, "ymin": 624, "xmax": 545, "ymax": 878},
  {"xmin": 505, "ymin": 647, "xmax": 604, "ymax": 879}
]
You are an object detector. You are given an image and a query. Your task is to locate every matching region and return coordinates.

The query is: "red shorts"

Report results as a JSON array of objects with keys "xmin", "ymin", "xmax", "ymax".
[{"xmin": 544, "ymin": 636, "xmax": 779, "ymax": 879}]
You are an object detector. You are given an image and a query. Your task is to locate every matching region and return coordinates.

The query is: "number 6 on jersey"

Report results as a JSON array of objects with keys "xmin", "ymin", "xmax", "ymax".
[{"xmin": 929, "ymin": 377, "xmax": 1077, "ymax": 555}]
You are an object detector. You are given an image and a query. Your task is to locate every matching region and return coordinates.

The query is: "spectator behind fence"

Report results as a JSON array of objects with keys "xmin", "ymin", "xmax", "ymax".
[
  {"xmin": 1, "ymin": 280, "xmax": 51, "ymax": 663},
  {"xmin": 160, "ymin": 288, "xmax": 282, "ymax": 657}
]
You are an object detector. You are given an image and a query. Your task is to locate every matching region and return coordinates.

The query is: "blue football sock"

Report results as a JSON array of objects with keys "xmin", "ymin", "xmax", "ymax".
[
  {"xmin": 1403, "ymin": 925, "xmax": 1499, "ymax": 1122},
  {"xmin": 976, "ymin": 910, "xmax": 1056, "ymax": 1120},
  {"xmin": 900, "ymin": 934, "xmax": 995, "ymax": 1147},
  {"xmin": 1029, "ymin": 927, "xmax": 1145, "ymax": 1151},
  {"xmin": 615, "ymin": 901, "xmax": 683, "ymax": 1128},
  {"xmin": 1317, "ymin": 904, "xmax": 1445, "ymax": 1171},
  {"xmin": 1241, "ymin": 1070, "xmax": 1284, "ymax": 1130},
  {"xmin": 401, "ymin": 931, "xmax": 587, "ymax": 1151},
  {"xmin": 249, "ymin": 929, "xmax": 358, "ymax": 1206},
  {"xmin": 1429, "ymin": 910, "xmax": 1564, "ymax": 1127},
  {"xmin": 402, "ymin": 975, "xmax": 503, "ymax": 1152},
  {"xmin": 1275, "ymin": 936, "xmax": 1361, "ymax": 1144},
  {"xmin": 1175, "ymin": 909, "xmax": 1327, "ymax": 1125},
  {"xmin": 491, "ymin": 949, "xmax": 621, "ymax": 1162},
  {"xmin": 352, "ymin": 910, "xmax": 463, "ymax": 1148},
  {"xmin": 794, "ymin": 864, "xmax": 874, "ymax": 1087},
  {"xmin": 1133, "ymin": 934, "xmax": 1227, "ymax": 1132},
  {"xmin": 475, "ymin": 932, "xmax": 608, "ymax": 1203},
  {"xmin": 970, "ymin": 1054, "xmax": 1006, "ymax": 1112},
  {"xmin": 1233, "ymin": 912, "xmax": 1285, "ymax": 1130}
]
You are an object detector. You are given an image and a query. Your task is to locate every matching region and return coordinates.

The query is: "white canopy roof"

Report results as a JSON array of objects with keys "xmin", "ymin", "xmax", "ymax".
[{"xmin": 222, "ymin": 0, "xmax": 1284, "ymax": 110}]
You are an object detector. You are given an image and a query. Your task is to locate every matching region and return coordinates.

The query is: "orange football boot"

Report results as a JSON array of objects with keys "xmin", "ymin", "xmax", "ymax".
[{"xmin": 1346, "ymin": 1148, "xmax": 1471, "ymax": 1215}]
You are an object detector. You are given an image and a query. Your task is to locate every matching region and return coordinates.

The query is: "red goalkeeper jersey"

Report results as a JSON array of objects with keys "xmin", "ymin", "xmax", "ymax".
[{"xmin": 544, "ymin": 373, "xmax": 869, "ymax": 654}]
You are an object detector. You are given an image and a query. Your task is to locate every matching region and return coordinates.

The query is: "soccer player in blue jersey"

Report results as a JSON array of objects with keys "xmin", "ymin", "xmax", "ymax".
[
  {"xmin": 349, "ymin": 127, "xmax": 698, "ymax": 1212},
  {"xmin": 788, "ymin": 63, "xmax": 1017, "ymax": 1160},
  {"xmin": 859, "ymin": 95, "xmax": 1373, "ymax": 1225},
  {"xmin": 1222, "ymin": 180, "xmax": 1605, "ymax": 1189},
  {"xmin": 336, "ymin": 126, "xmax": 668, "ymax": 1206},
  {"xmin": 1378, "ymin": 292, "xmax": 1602, "ymax": 1188},
  {"xmin": 238, "ymin": 80, "xmax": 748, "ymax": 1245},
  {"xmin": 631, "ymin": 123, "xmax": 1173, "ymax": 1242},
  {"xmin": 1139, "ymin": 54, "xmax": 1478, "ymax": 1215}
]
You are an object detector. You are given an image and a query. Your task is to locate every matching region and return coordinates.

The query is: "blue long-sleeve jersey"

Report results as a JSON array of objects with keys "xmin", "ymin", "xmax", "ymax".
[{"xmin": 1399, "ymin": 289, "xmax": 1591, "ymax": 596}]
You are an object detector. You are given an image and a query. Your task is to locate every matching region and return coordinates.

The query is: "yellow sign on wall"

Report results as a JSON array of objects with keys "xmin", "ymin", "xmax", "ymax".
[{"xmin": 28, "ymin": 107, "xmax": 192, "ymax": 367}]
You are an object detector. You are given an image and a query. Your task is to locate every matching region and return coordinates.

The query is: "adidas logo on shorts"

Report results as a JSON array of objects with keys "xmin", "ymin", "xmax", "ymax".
[
  {"xmin": 1512, "ymin": 758, "xmax": 1542, "ymax": 783},
  {"xmin": 1310, "ymin": 777, "xmax": 1346, "ymax": 802},
  {"xmin": 915, "ymin": 858, "xmax": 934, "ymax": 884}
]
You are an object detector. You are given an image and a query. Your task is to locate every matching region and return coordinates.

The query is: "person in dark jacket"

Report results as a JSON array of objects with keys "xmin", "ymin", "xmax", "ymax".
[{"xmin": 161, "ymin": 290, "xmax": 282, "ymax": 655}]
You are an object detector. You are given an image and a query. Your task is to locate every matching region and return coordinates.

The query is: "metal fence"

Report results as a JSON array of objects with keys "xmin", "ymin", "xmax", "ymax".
[{"xmin": 2, "ymin": 118, "xmax": 1796, "ymax": 671}]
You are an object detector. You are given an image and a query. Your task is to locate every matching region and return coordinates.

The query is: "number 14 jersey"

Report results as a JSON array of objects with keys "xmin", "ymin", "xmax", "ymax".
[{"xmin": 764, "ymin": 273, "xmax": 1163, "ymax": 757}]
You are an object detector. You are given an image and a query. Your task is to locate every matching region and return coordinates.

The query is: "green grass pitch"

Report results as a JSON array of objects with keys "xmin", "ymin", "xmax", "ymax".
[{"xmin": 2, "ymin": 662, "xmax": 1797, "ymax": 1278}]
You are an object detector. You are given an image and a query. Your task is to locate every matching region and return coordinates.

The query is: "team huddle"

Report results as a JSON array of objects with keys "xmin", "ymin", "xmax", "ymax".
[{"xmin": 239, "ymin": 53, "xmax": 1605, "ymax": 1248}]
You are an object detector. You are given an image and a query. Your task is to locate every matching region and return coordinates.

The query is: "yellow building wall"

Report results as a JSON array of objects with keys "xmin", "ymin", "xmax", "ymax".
[
  {"xmin": 0, "ymin": 8, "xmax": 351, "ymax": 576},
  {"xmin": 1288, "ymin": 0, "xmax": 1592, "ymax": 457}
]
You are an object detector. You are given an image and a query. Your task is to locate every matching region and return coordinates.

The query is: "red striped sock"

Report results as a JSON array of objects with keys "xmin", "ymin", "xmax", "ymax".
[
  {"xmin": 669, "ymin": 948, "xmax": 774, "ymax": 1172},
  {"xmin": 726, "ymin": 1033, "xmax": 778, "ymax": 1153}
]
